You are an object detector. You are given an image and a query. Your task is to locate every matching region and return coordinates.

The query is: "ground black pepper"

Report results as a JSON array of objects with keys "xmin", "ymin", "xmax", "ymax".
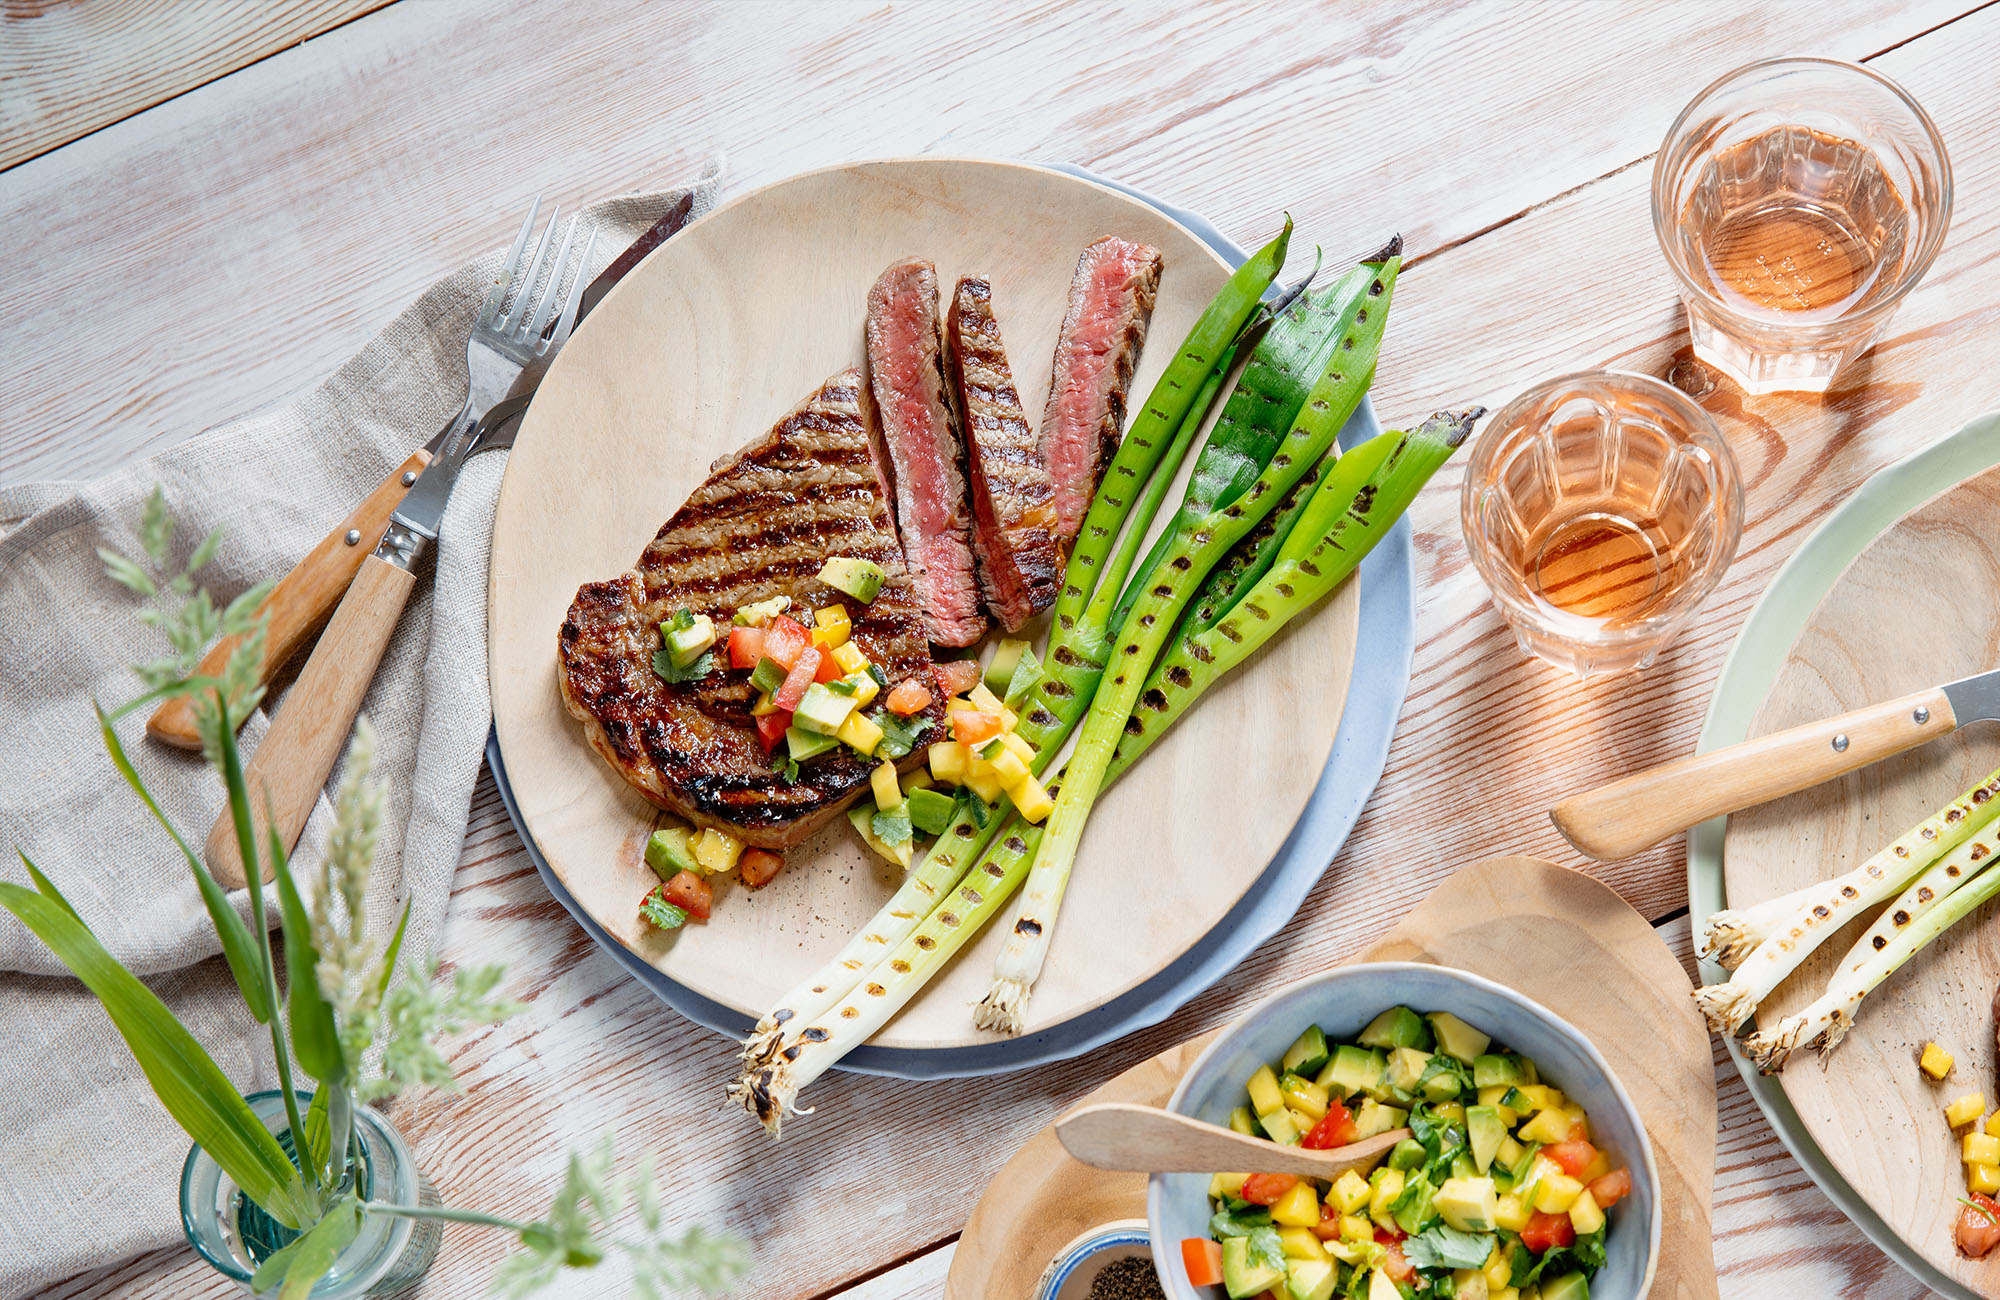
[{"xmin": 1088, "ymin": 1254, "xmax": 1167, "ymax": 1300}]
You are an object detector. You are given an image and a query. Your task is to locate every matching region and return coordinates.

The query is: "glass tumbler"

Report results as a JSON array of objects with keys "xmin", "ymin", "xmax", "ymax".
[
  {"xmin": 1461, "ymin": 371, "xmax": 1744, "ymax": 677},
  {"xmin": 1652, "ymin": 57, "xmax": 1951, "ymax": 394}
]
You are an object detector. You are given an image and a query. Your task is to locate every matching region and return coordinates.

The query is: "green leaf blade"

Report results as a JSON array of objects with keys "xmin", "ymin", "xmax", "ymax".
[{"xmin": 270, "ymin": 824, "xmax": 343, "ymax": 1085}]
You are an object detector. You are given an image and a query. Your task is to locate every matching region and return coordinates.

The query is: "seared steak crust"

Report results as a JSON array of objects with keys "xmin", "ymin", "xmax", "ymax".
[
  {"xmin": 864, "ymin": 258, "xmax": 987, "ymax": 647},
  {"xmin": 947, "ymin": 276, "xmax": 1061, "ymax": 632},
  {"xmin": 558, "ymin": 369, "xmax": 946, "ymax": 847},
  {"xmin": 1038, "ymin": 237, "xmax": 1164, "ymax": 546}
]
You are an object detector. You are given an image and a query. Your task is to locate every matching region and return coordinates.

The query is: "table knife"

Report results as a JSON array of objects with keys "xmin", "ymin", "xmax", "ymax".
[
  {"xmin": 147, "ymin": 191, "xmax": 698, "ymax": 751},
  {"xmin": 1549, "ymin": 671, "xmax": 1996, "ymax": 860}
]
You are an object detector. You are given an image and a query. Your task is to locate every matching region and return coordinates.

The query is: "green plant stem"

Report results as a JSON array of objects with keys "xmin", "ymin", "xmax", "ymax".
[{"xmin": 363, "ymin": 1202, "xmax": 536, "ymax": 1232}]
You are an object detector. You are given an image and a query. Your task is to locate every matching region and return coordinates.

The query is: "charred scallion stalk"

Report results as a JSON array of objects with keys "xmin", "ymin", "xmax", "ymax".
[
  {"xmin": 1691, "ymin": 766, "xmax": 2000, "ymax": 1034},
  {"xmin": 973, "ymin": 243, "xmax": 1402, "ymax": 1034}
]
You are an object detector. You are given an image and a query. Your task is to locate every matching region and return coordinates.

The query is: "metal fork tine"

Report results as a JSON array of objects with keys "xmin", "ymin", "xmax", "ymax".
[
  {"xmin": 545, "ymin": 225, "xmax": 599, "ymax": 353},
  {"xmin": 481, "ymin": 196, "xmax": 541, "ymax": 324},
  {"xmin": 525, "ymin": 215, "xmax": 580, "ymax": 343},
  {"xmin": 501, "ymin": 205, "xmax": 562, "ymax": 335}
]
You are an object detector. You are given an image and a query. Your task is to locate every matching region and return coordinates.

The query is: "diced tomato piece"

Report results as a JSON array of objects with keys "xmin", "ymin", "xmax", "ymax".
[
  {"xmin": 1301, "ymin": 1098, "xmax": 1358, "ymax": 1150},
  {"xmin": 738, "ymin": 848, "xmax": 784, "ymax": 889},
  {"xmin": 1180, "ymin": 1237, "xmax": 1224, "ymax": 1288},
  {"xmin": 1239, "ymin": 1173, "xmax": 1298, "ymax": 1206},
  {"xmin": 1568, "ymin": 1118, "xmax": 1591, "ymax": 1142},
  {"xmin": 885, "ymin": 679, "xmax": 933, "ymax": 716},
  {"xmin": 763, "ymin": 616, "xmax": 811, "ymax": 670},
  {"xmin": 1312, "ymin": 1203, "xmax": 1343, "ymax": 1242},
  {"xmin": 1959, "ymin": 1193, "xmax": 2000, "ymax": 1259},
  {"xmin": 1520, "ymin": 1210, "xmax": 1576, "ymax": 1253},
  {"xmin": 1372, "ymin": 1225, "xmax": 1405, "ymax": 1244},
  {"xmin": 813, "ymin": 649, "xmax": 845, "ymax": 683},
  {"xmin": 1544, "ymin": 1139, "xmax": 1599, "ymax": 1178},
  {"xmin": 1378, "ymin": 1239, "xmax": 1414, "ymax": 1283},
  {"xmin": 661, "ymin": 870, "xmax": 712, "ymax": 922},
  {"xmin": 727, "ymin": 626, "xmax": 765, "ymax": 670},
  {"xmin": 1587, "ymin": 1167, "xmax": 1632, "ymax": 1209},
  {"xmin": 775, "ymin": 649, "xmax": 821, "ymax": 711},
  {"xmin": 936, "ymin": 659, "xmax": 982, "ymax": 697},
  {"xmin": 754, "ymin": 711, "xmax": 790, "ymax": 753},
  {"xmin": 951, "ymin": 710, "xmax": 1003, "ymax": 744}
]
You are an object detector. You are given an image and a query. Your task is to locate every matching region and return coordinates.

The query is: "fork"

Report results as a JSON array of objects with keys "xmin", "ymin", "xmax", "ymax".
[{"xmin": 203, "ymin": 199, "xmax": 595, "ymax": 887}]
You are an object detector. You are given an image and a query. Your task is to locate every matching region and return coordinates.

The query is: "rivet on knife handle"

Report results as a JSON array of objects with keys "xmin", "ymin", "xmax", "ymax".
[
  {"xmin": 1549, "ymin": 686, "xmax": 1957, "ymax": 861},
  {"xmin": 204, "ymin": 555, "xmax": 419, "ymax": 887},
  {"xmin": 146, "ymin": 448, "xmax": 432, "ymax": 750}
]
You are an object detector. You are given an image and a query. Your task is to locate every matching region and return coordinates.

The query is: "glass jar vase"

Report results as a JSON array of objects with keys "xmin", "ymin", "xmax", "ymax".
[{"xmin": 180, "ymin": 1090, "xmax": 440, "ymax": 1298}]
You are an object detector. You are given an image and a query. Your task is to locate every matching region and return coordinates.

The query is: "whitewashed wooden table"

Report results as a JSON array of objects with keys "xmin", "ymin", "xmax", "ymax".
[{"xmin": 6, "ymin": 1, "xmax": 1997, "ymax": 1295}]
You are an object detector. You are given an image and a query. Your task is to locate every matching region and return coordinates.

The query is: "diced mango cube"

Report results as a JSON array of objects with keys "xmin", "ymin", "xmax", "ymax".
[
  {"xmin": 692, "ymin": 827, "xmax": 744, "ymax": 875},
  {"xmin": 1985, "ymin": 1112, "xmax": 2000, "ymax": 1139},
  {"xmin": 969, "ymin": 683, "xmax": 1004, "ymax": 712},
  {"xmin": 836, "ymin": 711, "xmax": 883, "ymax": 757},
  {"xmin": 1331, "ymin": 1169, "xmax": 1372, "ymax": 1214},
  {"xmin": 1271, "ymin": 1180, "xmax": 1320, "ymax": 1228},
  {"xmin": 1369, "ymin": 1167, "xmax": 1405, "ymax": 1229},
  {"xmin": 1568, "ymin": 1188, "xmax": 1605, "ymax": 1235},
  {"xmin": 870, "ymin": 761, "xmax": 900, "ymax": 811},
  {"xmin": 831, "ymin": 641, "xmax": 869, "ymax": 675},
  {"xmin": 1011, "ymin": 774, "xmax": 1054, "ymax": 824},
  {"xmin": 962, "ymin": 764, "xmax": 1004, "ymax": 805},
  {"xmin": 1279, "ymin": 1227, "xmax": 1331, "ymax": 1262},
  {"xmin": 1484, "ymin": 1246, "xmax": 1512, "ymax": 1290},
  {"xmin": 1283, "ymin": 1075, "xmax": 1331, "ymax": 1121},
  {"xmin": 1208, "ymin": 1171, "xmax": 1248, "ymax": 1199},
  {"xmin": 1947, "ymin": 1093, "xmax": 1987, "ymax": 1129},
  {"xmin": 1965, "ymin": 1133, "xmax": 2000, "ymax": 1165},
  {"xmin": 1531, "ymin": 1172, "xmax": 1584, "ymax": 1214},
  {"xmin": 842, "ymin": 670, "xmax": 880, "ymax": 708},
  {"xmin": 750, "ymin": 691, "xmax": 781, "ymax": 717},
  {"xmin": 996, "ymin": 730, "xmax": 1035, "ymax": 763},
  {"xmin": 929, "ymin": 742, "xmax": 965, "ymax": 783},
  {"xmin": 1922, "ymin": 1041, "xmax": 1955, "ymax": 1081},
  {"xmin": 1493, "ymin": 1193, "xmax": 1531, "ymax": 1232},
  {"xmin": 1247, "ymin": 1065, "xmax": 1284, "ymax": 1116},
  {"xmin": 810, "ymin": 606, "xmax": 850, "ymax": 647},
  {"xmin": 1973, "ymin": 1163, "xmax": 2000, "ymax": 1196},
  {"xmin": 988, "ymin": 746, "xmax": 1030, "ymax": 785},
  {"xmin": 1340, "ymin": 1215, "xmax": 1375, "ymax": 1246}
]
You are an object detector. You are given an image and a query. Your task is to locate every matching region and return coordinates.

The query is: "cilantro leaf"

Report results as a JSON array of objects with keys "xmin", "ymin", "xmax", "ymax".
[
  {"xmin": 955, "ymin": 787, "xmax": 990, "ymax": 829},
  {"xmin": 773, "ymin": 753, "xmax": 800, "ymax": 784},
  {"xmin": 871, "ymin": 807, "xmax": 914, "ymax": 847},
  {"xmin": 1245, "ymin": 1225, "xmax": 1285, "ymax": 1274},
  {"xmin": 639, "ymin": 892, "xmax": 687, "ymax": 931},
  {"xmin": 1208, "ymin": 1200, "xmax": 1270, "ymax": 1239},
  {"xmin": 825, "ymin": 678, "xmax": 857, "ymax": 696},
  {"xmin": 1403, "ymin": 1224, "xmax": 1495, "ymax": 1271},
  {"xmin": 659, "ymin": 608, "xmax": 697, "ymax": 635},
  {"xmin": 872, "ymin": 709, "xmax": 926, "ymax": 760},
  {"xmin": 651, "ymin": 646, "xmax": 715, "ymax": 684}
]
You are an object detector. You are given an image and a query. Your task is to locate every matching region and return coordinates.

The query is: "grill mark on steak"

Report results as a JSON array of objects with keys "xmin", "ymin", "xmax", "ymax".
[
  {"xmin": 558, "ymin": 369, "xmax": 946, "ymax": 848},
  {"xmin": 1037, "ymin": 236, "xmax": 1164, "ymax": 546},
  {"xmin": 946, "ymin": 275, "xmax": 1061, "ymax": 632},
  {"xmin": 864, "ymin": 258, "xmax": 988, "ymax": 647}
]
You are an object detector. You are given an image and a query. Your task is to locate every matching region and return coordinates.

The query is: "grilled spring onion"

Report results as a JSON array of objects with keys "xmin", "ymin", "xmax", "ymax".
[
  {"xmin": 735, "ymin": 229, "xmax": 1297, "ymax": 1065},
  {"xmin": 1743, "ymin": 854, "xmax": 2000, "ymax": 1072},
  {"xmin": 733, "ymin": 412, "xmax": 1468, "ymax": 1131},
  {"xmin": 973, "ymin": 242, "xmax": 1401, "ymax": 1034},
  {"xmin": 1691, "ymin": 764, "xmax": 2000, "ymax": 1034}
]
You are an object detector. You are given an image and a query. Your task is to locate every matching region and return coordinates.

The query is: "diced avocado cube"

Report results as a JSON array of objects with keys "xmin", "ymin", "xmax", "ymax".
[
  {"xmin": 1392, "ymin": 1174, "xmax": 1435, "ymax": 1236},
  {"xmin": 1467, "ymin": 1105, "xmax": 1507, "ymax": 1173},
  {"xmin": 1385, "ymin": 1047, "xmax": 1432, "ymax": 1093},
  {"xmin": 1428, "ymin": 1011, "xmax": 1492, "ymax": 1064},
  {"xmin": 732, "ymin": 595, "xmax": 791, "ymax": 627},
  {"xmin": 1247, "ymin": 1064, "xmax": 1285, "ymax": 1116},
  {"xmin": 749, "ymin": 657, "xmax": 788, "ymax": 695},
  {"xmin": 1211, "ymin": 1171, "xmax": 1250, "ymax": 1200},
  {"xmin": 1228, "ymin": 1106, "xmax": 1259, "ymax": 1137},
  {"xmin": 663, "ymin": 612, "xmax": 718, "ymax": 668},
  {"xmin": 786, "ymin": 725, "xmax": 840, "ymax": 761},
  {"xmin": 1358, "ymin": 1006, "xmax": 1430, "ymax": 1051},
  {"xmin": 1318, "ymin": 1045, "xmax": 1386, "ymax": 1100},
  {"xmin": 1220, "ymin": 1235, "xmax": 1286, "ymax": 1300},
  {"xmin": 1473, "ymin": 1053, "xmax": 1528, "ymax": 1089},
  {"xmin": 818, "ymin": 556, "xmax": 885, "ymax": 603},
  {"xmin": 1435, "ymin": 1175, "xmax": 1498, "ymax": 1231},
  {"xmin": 904, "ymin": 787, "xmax": 955, "ymax": 836},
  {"xmin": 1260, "ymin": 1108, "xmax": 1302, "ymax": 1146},
  {"xmin": 1282, "ymin": 1025, "xmax": 1332, "ymax": 1078},
  {"xmin": 984, "ymin": 638, "xmax": 1029, "ymax": 697},
  {"xmin": 1002, "ymin": 644, "xmax": 1042, "ymax": 710},
  {"xmin": 1423, "ymin": 1069, "xmax": 1463, "ymax": 1102},
  {"xmin": 794, "ymin": 682, "xmax": 859, "ymax": 735},
  {"xmin": 1540, "ymin": 1272, "xmax": 1590, "ymax": 1300},
  {"xmin": 1387, "ymin": 1138, "xmax": 1427, "ymax": 1172},
  {"xmin": 1286, "ymin": 1258, "xmax": 1337, "ymax": 1300},
  {"xmin": 643, "ymin": 827, "xmax": 697, "ymax": 880},
  {"xmin": 1352, "ymin": 1098, "xmax": 1407, "ymax": 1139}
]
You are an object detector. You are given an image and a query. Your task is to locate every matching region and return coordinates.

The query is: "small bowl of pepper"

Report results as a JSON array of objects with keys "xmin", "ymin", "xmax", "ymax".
[{"xmin": 1036, "ymin": 1219, "xmax": 1169, "ymax": 1300}]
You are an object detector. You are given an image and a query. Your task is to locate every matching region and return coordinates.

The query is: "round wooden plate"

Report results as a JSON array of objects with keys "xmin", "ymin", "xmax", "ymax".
[
  {"xmin": 947, "ymin": 858, "xmax": 1720, "ymax": 1300},
  {"xmin": 488, "ymin": 159, "xmax": 1360, "ymax": 1050},
  {"xmin": 1721, "ymin": 462, "xmax": 2000, "ymax": 1296}
]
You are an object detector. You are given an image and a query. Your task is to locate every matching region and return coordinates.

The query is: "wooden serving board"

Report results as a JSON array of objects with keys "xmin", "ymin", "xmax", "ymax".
[
  {"xmin": 487, "ymin": 159, "xmax": 1361, "ymax": 1051},
  {"xmin": 948, "ymin": 857, "xmax": 1719, "ymax": 1300},
  {"xmin": 1722, "ymin": 463, "xmax": 2000, "ymax": 1296}
]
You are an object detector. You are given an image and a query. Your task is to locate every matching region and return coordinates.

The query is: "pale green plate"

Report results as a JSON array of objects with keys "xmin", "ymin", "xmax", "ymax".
[{"xmin": 1688, "ymin": 409, "xmax": 2000, "ymax": 1298}]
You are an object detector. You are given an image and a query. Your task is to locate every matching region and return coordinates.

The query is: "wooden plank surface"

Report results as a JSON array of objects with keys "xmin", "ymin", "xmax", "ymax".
[
  {"xmin": 0, "ymin": 0, "xmax": 388, "ymax": 170},
  {"xmin": 6, "ymin": 0, "xmax": 1996, "ymax": 1296}
]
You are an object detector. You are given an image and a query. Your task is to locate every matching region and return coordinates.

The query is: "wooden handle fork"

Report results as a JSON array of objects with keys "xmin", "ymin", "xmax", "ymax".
[
  {"xmin": 147, "ymin": 449, "xmax": 431, "ymax": 750},
  {"xmin": 1054, "ymin": 1101, "xmax": 1407, "ymax": 1179},
  {"xmin": 1549, "ymin": 685, "xmax": 1956, "ymax": 861}
]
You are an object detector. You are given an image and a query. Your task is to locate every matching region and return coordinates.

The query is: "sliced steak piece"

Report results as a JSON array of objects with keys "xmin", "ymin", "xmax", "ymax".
[
  {"xmin": 558, "ymin": 368, "xmax": 948, "ymax": 849},
  {"xmin": 864, "ymin": 258, "xmax": 987, "ymax": 647},
  {"xmin": 1037, "ymin": 236, "xmax": 1165, "ymax": 546},
  {"xmin": 947, "ymin": 276, "xmax": 1061, "ymax": 632}
]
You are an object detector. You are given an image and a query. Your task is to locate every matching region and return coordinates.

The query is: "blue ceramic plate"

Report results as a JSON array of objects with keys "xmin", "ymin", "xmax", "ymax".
[{"xmin": 487, "ymin": 162, "xmax": 1417, "ymax": 1080}]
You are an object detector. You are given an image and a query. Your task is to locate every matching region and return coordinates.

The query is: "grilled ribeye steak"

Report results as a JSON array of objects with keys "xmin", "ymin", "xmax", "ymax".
[
  {"xmin": 947, "ymin": 276, "xmax": 1061, "ymax": 632},
  {"xmin": 558, "ymin": 368, "xmax": 947, "ymax": 848},
  {"xmin": 1038, "ymin": 236, "xmax": 1164, "ymax": 546},
  {"xmin": 864, "ymin": 258, "xmax": 987, "ymax": 647}
]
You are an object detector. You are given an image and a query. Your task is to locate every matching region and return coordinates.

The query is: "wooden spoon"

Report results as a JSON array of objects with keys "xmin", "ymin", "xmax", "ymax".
[{"xmin": 1055, "ymin": 1101, "xmax": 1409, "ymax": 1178}]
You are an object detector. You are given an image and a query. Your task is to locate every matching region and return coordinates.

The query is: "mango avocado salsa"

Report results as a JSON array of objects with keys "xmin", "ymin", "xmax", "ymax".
[{"xmin": 1181, "ymin": 1007, "xmax": 1631, "ymax": 1300}]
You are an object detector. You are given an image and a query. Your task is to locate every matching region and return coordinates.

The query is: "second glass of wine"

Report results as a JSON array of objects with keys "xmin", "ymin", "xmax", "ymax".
[{"xmin": 1653, "ymin": 57, "xmax": 1952, "ymax": 394}]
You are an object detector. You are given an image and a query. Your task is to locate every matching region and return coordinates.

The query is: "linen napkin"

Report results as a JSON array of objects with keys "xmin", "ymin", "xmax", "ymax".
[{"xmin": 0, "ymin": 164, "xmax": 719, "ymax": 1298}]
